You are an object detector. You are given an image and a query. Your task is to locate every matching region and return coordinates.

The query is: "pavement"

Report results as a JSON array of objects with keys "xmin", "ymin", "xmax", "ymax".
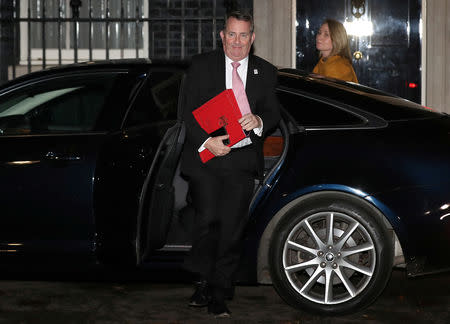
[{"xmin": 0, "ymin": 269, "xmax": 449, "ymax": 324}]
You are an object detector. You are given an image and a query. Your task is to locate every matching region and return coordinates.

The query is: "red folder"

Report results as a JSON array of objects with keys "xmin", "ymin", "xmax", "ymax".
[{"xmin": 192, "ymin": 89, "xmax": 246, "ymax": 163}]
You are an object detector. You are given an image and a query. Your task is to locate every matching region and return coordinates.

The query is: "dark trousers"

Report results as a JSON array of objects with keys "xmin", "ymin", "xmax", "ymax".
[{"xmin": 183, "ymin": 162, "xmax": 255, "ymax": 290}]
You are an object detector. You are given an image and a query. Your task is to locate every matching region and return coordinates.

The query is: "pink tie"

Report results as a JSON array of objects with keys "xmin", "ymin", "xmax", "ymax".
[{"xmin": 231, "ymin": 62, "xmax": 251, "ymax": 116}]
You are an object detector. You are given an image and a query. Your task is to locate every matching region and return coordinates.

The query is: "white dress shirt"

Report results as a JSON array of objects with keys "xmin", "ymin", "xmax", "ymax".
[{"xmin": 198, "ymin": 54, "xmax": 263, "ymax": 152}]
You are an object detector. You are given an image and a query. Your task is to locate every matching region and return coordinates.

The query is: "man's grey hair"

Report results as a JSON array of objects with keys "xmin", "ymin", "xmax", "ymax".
[{"xmin": 223, "ymin": 10, "xmax": 254, "ymax": 33}]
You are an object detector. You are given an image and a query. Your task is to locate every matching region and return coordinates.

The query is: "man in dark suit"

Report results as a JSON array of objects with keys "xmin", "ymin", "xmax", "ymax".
[{"xmin": 181, "ymin": 10, "xmax": 280, "ymax": 318}]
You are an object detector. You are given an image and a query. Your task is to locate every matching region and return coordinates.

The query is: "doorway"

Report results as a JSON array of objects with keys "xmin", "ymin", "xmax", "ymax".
[{"xmin": 296, "ymin": 0, "xmax": 421, "ymax": 103}]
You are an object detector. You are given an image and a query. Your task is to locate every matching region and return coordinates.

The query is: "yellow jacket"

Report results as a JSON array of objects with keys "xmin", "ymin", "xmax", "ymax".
[{"xmin": 313, "ymin": 55, "xmax": 358, "ymax": 83}]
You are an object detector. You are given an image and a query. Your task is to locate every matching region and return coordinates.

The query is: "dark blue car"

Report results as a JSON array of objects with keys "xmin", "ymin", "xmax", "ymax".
[{"xmin": 0, "ymin": 60, "xmax": 449, "ymax": 315}]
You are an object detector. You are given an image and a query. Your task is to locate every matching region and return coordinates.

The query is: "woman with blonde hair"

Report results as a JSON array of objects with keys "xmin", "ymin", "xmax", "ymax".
[{"xmin": 313, "ymin": 19, "xmax": 358, "ymax": 83}]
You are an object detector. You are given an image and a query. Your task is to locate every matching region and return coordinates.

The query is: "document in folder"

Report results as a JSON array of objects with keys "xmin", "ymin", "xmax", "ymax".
[{"xmin": 192, "ymin": 89, "xmax": 247, "ymax": 163}]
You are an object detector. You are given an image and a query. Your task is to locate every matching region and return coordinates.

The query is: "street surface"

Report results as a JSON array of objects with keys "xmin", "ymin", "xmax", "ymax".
[{"xmin": 0, "ymin": 269, "xmax": 449, "ymax": 323}]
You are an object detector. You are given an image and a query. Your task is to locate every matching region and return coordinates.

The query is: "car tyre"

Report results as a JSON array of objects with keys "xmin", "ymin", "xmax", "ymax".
[{"xmin": 269, "ymin": 193, "xmax": 393, "ymax": 315}]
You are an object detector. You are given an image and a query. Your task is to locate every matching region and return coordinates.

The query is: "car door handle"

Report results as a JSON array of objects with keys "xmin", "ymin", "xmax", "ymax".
[{"xmin": 45, "ymin": 151, "xmax": 81, "ymax": 161}]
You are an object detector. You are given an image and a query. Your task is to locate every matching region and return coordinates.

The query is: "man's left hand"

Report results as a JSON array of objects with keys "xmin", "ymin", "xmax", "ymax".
[{"xmin": 239, "ymin": 113, "xmax": 261, "ymax": 132}]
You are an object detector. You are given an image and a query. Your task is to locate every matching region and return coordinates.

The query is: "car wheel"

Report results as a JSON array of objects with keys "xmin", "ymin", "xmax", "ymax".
[{"xmin": 269, "ymin": 194, "xmax": 393, "ymax": 315}]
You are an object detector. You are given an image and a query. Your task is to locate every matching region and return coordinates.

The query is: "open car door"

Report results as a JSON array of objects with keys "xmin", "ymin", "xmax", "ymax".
[{"xmin": 130, "ymin": 67, "xmax": 187, "ymax": 263}]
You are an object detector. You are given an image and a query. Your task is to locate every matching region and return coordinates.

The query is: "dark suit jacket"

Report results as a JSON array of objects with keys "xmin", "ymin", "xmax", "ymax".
[{"xmin": 181, "ymin": 49, "xmax": 281, "ymax": 178}]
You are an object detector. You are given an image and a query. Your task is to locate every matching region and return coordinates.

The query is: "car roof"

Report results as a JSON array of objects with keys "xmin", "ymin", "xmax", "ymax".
[
  {"xmin": 1, "ymin": 60, "xmax": 442, "ymax": 122},
  {"xmin": 0, "ymin": 59, "xmax": 188, "ymax": 92},
  {"xmin": 277, "ymin": 68, "xmax": 442, "ymax": 121}
]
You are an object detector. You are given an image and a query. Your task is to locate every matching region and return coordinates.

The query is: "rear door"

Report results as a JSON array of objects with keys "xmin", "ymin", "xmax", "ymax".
[
  {"xmin": 0, "ymin": 71, "xmax": 138, "ymax": 259},
  {"xmin": 116, "ymin": 66, "xmax": 185, "ymax": 262}
]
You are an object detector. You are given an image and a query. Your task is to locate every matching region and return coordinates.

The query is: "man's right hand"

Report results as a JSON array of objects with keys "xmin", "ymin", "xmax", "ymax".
[{"xmin": 204, "ymin": 135, "xmax": 231, "ymax": 157}]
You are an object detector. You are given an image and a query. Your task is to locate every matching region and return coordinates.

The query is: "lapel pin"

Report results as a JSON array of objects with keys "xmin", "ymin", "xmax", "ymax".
[{"xmin": 254, "ymin": 69, "xmax": 258, "ymax": 75}]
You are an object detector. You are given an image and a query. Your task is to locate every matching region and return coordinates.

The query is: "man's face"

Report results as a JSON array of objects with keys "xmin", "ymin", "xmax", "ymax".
[{"xmin": 220, "ymin": 17, "xmax": 255, "ymax": 61}]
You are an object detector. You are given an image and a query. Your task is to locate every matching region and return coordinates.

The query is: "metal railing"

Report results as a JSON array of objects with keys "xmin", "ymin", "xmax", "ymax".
[{"xmin": 0, "ymin": 0, "xmax": 242, "ymax": 82}]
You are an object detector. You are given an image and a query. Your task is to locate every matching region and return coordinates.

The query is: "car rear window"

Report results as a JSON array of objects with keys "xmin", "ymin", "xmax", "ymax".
[
  {"xmin": 277, "ymin": 89, "xmax": 365, "ymax": 127},
  {"xmin": 278, "ymin": 73, "xmax": 442, "ymax": 121}
]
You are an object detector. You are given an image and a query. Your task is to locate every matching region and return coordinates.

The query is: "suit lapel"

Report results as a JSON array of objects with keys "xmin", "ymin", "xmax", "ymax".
[
  {"xmin": 245, "ymin": 55, "xmax": 258, "ymax": 112},
  {"xmin": 214, "ymin": 50, "xmax": 226, "ymax": 93}
]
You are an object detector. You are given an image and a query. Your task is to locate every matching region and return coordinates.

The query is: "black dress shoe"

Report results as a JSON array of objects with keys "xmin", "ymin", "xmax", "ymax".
[
  {"xmin": 188, "ymin": 280, "xmax": 210, "ymax": 307},
  {"xmin": 207, "ymin": 299, "xmax": 231, "ymax": 318}
]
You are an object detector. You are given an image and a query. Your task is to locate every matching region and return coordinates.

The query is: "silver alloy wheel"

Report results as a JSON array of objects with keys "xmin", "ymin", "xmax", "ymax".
[{"xmin": 282, "ymin": 211, "xmax": 376, "ymax": 305}]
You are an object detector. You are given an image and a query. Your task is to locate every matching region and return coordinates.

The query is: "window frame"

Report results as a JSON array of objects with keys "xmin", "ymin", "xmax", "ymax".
[
  {"xmin": 19, "ymin": 0, "xmax": 149, "ymax": 65},
  {"xmin": 122, "ymin": 66, "xmax": 184, "ymax": 129},
  {"xmin": 277, "ymin": 86, "xmax": 387, "ymax": 131}
]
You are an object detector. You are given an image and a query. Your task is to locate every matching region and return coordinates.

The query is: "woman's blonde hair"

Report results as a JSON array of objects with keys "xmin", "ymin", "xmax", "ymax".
[{"xmin": 322, "ymin": 19, "xmax": 352, "ymax": 62}]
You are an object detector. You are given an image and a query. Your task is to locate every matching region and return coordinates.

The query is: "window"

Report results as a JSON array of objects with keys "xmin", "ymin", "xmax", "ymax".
[
  {"xmin": 125, "ymin": 69, "xmax": 183, "ymax": 127},
  {"xmin": 20, "ymin": 0, "xmax": 148, "ymax": 64},
  {"xmin": 277, "ymin": 90, "xmax": 365, "ymax": 127},
  {"xmin": 17, "ymin": 0, "xmax": 234, "ymax": 66},
  {"xmin": 0, "ymin": 73, "xmax": 127, "ymax": 135}
]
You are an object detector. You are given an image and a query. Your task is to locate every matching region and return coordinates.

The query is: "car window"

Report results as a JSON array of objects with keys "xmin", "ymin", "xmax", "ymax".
[
  {"xmin": 278, "ymin": 72, "xmax": 441, "ymax": 121},
  {"xmin": 0, "ymin": 73, "xmax": 130, "ymax": 135},
  {"xmin": 277, "ymin": 90, "xmax": 365, "ymax": 127},
  {"xmin": 125, "ymin": 70, "xmax": 183, "ymax": 127}
]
